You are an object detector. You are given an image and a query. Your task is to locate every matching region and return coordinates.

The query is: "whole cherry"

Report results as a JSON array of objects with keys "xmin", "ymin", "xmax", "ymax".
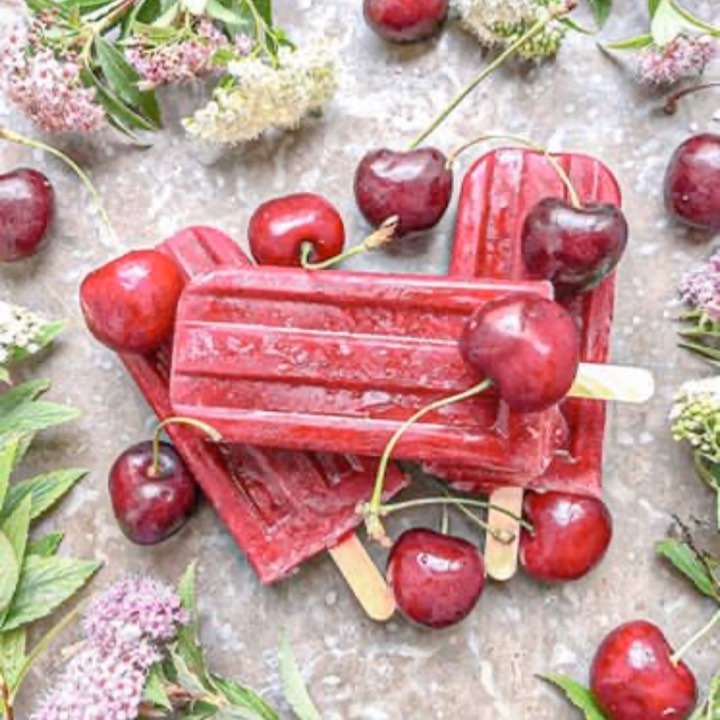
[
  {"xmin": 363, "ymin": 0, "xmax": 448, "ymax": 43},
  {"xmin": 461, "ymin": 295, "xmax": 580, "ymax": 413},
  {"xmin": 0, "ymin": 168, "xmax": 54, "ymax": 262},
  {"xmin": 521, "ymin": 199, "xmax": 628, "ymax": 296},
  {"xmin": 80, "ymin": 249, "xmax": 185, "ymax": 353},
  {"xmin": 387, "ymin": 528, "xmax": 485, "ymax": 628},
  {"xmin": 664, "ymin": 133, "xmax": 720, "ymax": 231},
  {"xmin": 248, "ymin": 193, "xmax": 345, "ymax": 267},
  {"xmin": 354, "ymin": 147, "xmax": 453, "ymax": 236},
  {"xmin": 519, "ymin": 491, "xmax": 612, "ymax": 582},
  {"xmin": 590, "ymin": 621, "xmax": 697, "ymax": 720}
]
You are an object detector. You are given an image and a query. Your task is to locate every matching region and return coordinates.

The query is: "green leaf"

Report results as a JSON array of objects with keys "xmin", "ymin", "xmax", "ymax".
[
  {"xmin": 604, "ymin": 33, "xmax": 654, "ymax": 50},
  {"xmin": 1, "ymin": 468, "xmax": 87, "ymax": 522},
  {"xmin": 211, "ymin": 676, "xmax": 279, "ymax": 720},
  {"xmin": 93, "ymin": 36, "xmax": 161, "ymax": 125},
  {"xmin": 1, "ymin": 555, "xmax": 101, "ymax": 631},
  {"xmin": 540, "ymin": 674, "xmax": 607, "ymax": 720},
  {"xmin": 171, "ymin": 649, "xmax": 211, "ymax": 694},
  {"xmin": 279, "ymin": 633, "xmax": 321, "ymax": 720},
  {"xmin": 6, "ymin": 320, "xmax": 66, "ymax": 366},
  {"xmin": 649, "ymin": 0, "xmax": 701, "ymax": 45},
  {"xmin": 143, "ymin": 663, "xmax": 173, "ymax": 710},
  {"xmin": 0, "ymin": 628, "xmax": 26, "ymax": 689},
  {"xmin": 585, "ymin": 0, "xmax": 612, "ymax": 27},
  {"xmin": 251, "ymin": 0, "xmax": 272, "ymax": 26},
  {"xmin": 648, "ymin": 0, "xmax": 662, "ymax": 17},
  {"xmin": 206, "ymin": 0, "xmax": 242, "ymax": 24},
  {"xmin": 0, "ymin": 399, "xmax": 80, "ymax": 448},
  {"xmin": 27, "ymin": 532, "xmax": 64, "ymax": 558},
  {"xmin": 657, "ymin": 538, "xmax": 720, "ymax": 601},
  {"xmin": 0, "ymin": 533, "xmax": 19, "ymax": 617},
  {"xmin": 0, "ymin": 380, "xmax": 50, "ymax": 416},
  {"xmin": 153, "ymin": 1, "xmax": 180, "ymax": 27},
  {"xmin": 667, "ymin": 0, "xmax": 720, "ymax": 37},
  {"xmin": 0, "ymin": 368, "xmax": 9, "ymax": 385},
  {"xmin": 1, "ymin": 496, "xmax": 31, "ymax": 573},
  {"xmin": 175, "ymin": 563, "xmax": 208, "ymax": 681},
  {"xmin": 0, "ymin": 439, "xmax": 21, "ymax": 511},
  {"xmin": 560, "ymin": 17, "xmax": 597, "ymax": 35}
]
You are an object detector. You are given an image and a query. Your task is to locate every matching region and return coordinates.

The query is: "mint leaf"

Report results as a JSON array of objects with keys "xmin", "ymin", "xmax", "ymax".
[
  {"xmin": 211, "ymin": 676, "xmax": 279, "ymax": 720},
  {"xmin": 0, "ymin": 400, "xmax": 80, "ymax": 447},
  {"xmin": 585, "ymin": 0, "xmax": 612, "ymax": 27},
  {"xmin": 2, "ymin": 496, "xmax": 31, "ymax": 567},
  {"xmin": 27, "ymin": 532, "xmax": 64, "ymax": 558},
  {"xmin": 2, "ymin": 468, "xmax": 87, "ymax": 522},
  {"xmin": 174, "ymin": 561, "xmax": 209, "ymax": 680},
  {"xmin": 657, "ymin": 538, "xmax": 720, "ymax": 601},
  {"xmin": 605, "ymin": 33, "xmax": 653, "ymax": 50},
  {"xmin": 279, "ymin": 633, "xmax": 321, "ymax": 720},
  {"xmin": 648, "ymin": 0, "xmax": 662, "ymax": 17},
  {"xmin": 540, "ymin": 674, "xmax": 607, "ymax": 719},
  {"xmin": 0, "ymin": 532, "xmax": 20, "ymax": 617},
  {"xmin": 143, "ymin": 663, "xmax": 173, "ymax": 710},
  {"xmin": 1, "ymin": 555, "xmax": 101, "ymax": 631},
  {"xmin": 0, "ymin": 628, "xmax": 26, "ymax": 689},
  {"xmin": 0, "ymin": 439, "xmax": 21, "ymax": 511},
  {"xmin": 0, "ymin": 380, "xmax": 49, "ymax": 415},
  {"xmin": 171, "ymin": 649, "xmax": 211, "ymax": 694}
]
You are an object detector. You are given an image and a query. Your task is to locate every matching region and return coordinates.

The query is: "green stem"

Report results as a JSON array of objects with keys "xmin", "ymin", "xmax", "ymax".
[
  {"xmin": 664, "ymin": 82, "xmax": 720, "ymax": 115},
  {"xmin": 671, "ymin": 608, "xmax": 720, "ymax": 665},
  {"xmin": 365, "ymin": 379, "xmax": 493, "ymax": 543},
  {"xmin": 0, "ymin": 671, "xmax": 12, "ymax": 720},
  {"xmin": 150, "ymin": 417, "xmax": 222, "ymax": 477},
  {"xmin": 0, "ymin": 127, "xmax": 115, "ymax": 239},
  {"xmin": 446, "ymin": 133, "xmax": 581, "ymax": 208},
  {"xmin": 668, "ymin": 1, "xmax": 720, "ymax": 37},
  {"xmin": 407, "ymin": 0, "xmax": 577, "ymax": 150}
]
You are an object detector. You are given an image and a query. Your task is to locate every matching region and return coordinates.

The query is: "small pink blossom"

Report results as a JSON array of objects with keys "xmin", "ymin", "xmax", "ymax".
[
  {"xmin": 680, "ymin": 250, "xmax": 720, "ymax": 319},
  {"xmin": 637, "ymin": 35, "xmax": 718, "ymax": 87}
]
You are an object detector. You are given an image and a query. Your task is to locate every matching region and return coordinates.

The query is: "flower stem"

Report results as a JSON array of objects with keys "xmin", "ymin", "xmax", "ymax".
[
  {"xmin": 671, "ymin": 608, "xmax": 720, "ymax": 665},
  {"xmin": 365, "ymin": 379, "xmax": 493, "ymax": 544},
  {"xmin": 0, "ymin": 127, "xmax": 115, "ymax": 239},
  {"xmin": 664, "ymin": 82, "xmax": 720, "ymax": 115},
  {"xmin": 446, "ymin": 133, "xmax": 581, "ymax": 208},
  {"xmin": 300, "ymin": 216, "xmax": 399, "ymax": 270},
  {"xmin": 150, "ymin": 417, "xmax": 222, "ymax": 477},
  {"xmin": 0, "ymin": 671, "xmax": 12, "ymax": 720},
  {"xmin": 406, "ymin": 0, "xmax": 577, "ymax": 150}
]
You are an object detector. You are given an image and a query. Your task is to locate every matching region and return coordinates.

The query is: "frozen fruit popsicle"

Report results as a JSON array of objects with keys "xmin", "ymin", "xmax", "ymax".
[
  {"xmin": 426, "ymin": 147, "xmax": 621, "ymax": 498},
  {"xmin": 118, "ymin": 226, "xmax": 407, "ymax": 598},
  {"xmin": 170, "ymin": 266, "xmax": 564, "ymax": 475}
]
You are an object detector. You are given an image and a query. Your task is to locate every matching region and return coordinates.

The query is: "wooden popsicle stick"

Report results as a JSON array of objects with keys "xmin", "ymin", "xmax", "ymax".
[
  {"xmin": 572, "ymin": 364, "xmax": 654, "ymax": 404},
  {"xmin": 328, "ymin": 533, "xmax": 396, "ymax": 622},
  {"xmin": 484, "ymin": 487, "xmax": 524, "ymax": 581}
]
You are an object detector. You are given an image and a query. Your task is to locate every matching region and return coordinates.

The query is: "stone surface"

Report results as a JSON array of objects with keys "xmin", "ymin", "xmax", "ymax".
[{"xmin": 1, "ymin": 0, "xmax": 720, "ymax": 717}]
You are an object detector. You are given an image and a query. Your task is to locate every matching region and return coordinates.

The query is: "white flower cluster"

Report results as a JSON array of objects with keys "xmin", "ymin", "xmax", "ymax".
[
  {"xmin": 184, "ymin": 43, "xmax": 337, "ymax": 144},
  {"xmin": 0, "ymin": 301, "xmax": 46, "ymax": 365}
]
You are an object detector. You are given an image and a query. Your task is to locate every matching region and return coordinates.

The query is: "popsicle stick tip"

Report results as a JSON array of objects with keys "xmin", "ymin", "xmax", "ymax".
[{"xmin": 484, "ymin": 488, "xmax": 523, "ymax": 582}]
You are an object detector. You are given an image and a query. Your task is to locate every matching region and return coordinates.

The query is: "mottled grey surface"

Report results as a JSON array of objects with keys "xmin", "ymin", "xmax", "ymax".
[{"xmin": 2, "ymin": 0, "xmax": 720, "ymax": 717}]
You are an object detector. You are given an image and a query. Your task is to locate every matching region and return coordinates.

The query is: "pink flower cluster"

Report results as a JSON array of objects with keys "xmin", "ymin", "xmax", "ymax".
[
  {"xmin": 680, "ymin": 249, "xmax": 720, "ymax": 320},
  {"xmin": 0, "ymin": 22, "xmax": 106, "ymax": 132},
  {"xmin": 637, "ymin": 35, "xmax": 718, "ymax": 86},
  {"xmin": 33, "ymin": 575, "xmax": 188, "ymax": 720},
  {"xmin": 125, "ymin": 19, "xmax": 247, "ymax": 87}
]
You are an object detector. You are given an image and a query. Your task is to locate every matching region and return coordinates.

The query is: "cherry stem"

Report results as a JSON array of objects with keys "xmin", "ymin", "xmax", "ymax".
[
  {"xmin": 671, "ymin": 608, "xmax": 720, "ymax": 665},
  {"xmin": 406, "ymin": 0, "xmax": 577, "ymax": 150},
  {"xmin": 440, "ymin": 504, "xmax": 450, "ymax": 535},
  {"xmin": 150, "ymin": 416, "xmax": 222, "ymax": 477},
  {"xmin": 0, "ymin": 127, "xmax": 115, "ymax": 240},
  {"xmin": 300, "ymin": 216, "xmax": 400, "ymax": 270},
  {"xmin": 365, "ymin": 378, "xmax": 493, "ymax": 544},
  {"xmin": 664, "ymin": 81, "xmax": 720, "ymax": 115},
  {"xmin": 446, "ymin": 133, "xmax": 582, "ymax": 209},
  {"xmin": 379, "ymin": 496, "xmax": 530, "ymax": 541}
]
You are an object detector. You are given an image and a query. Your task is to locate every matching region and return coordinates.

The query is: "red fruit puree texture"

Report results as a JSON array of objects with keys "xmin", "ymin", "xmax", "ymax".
[
  {"xmin": 170, "ymin": 267, "xmax": 565, "ymax": 476},
  {"xmin": 118, "ymin": 226, "xmax": 408, "ymax": 583},
  {"xmin": 426, "ymin": 148, "xmax": 620, "ymax": 497}
]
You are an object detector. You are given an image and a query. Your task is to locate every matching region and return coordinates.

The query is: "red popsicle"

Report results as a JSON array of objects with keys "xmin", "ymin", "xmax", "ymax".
[
  {"xmin": 117, "ymin": 227, "xmax": 407, "ymax": 607},
  {"xmin": 426, "ymin": 148, "xmax": 620, "ymax": 498},
  {"xmin": 170, "ymin": 267, "xmax": 565, "ymax": 475}
]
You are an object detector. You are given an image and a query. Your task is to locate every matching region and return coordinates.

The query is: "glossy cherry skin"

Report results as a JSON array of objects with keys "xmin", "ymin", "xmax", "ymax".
[
  {"xmin": 80, "ymin": 250, "xmax": 184, "ymax": 353},
  {"xmin": 521, "ymin": 198, "xmax": 628, "ymax": 297},
  {"xmin": 0, "ymin": 168, "xmax": 54, "ymax": 261},
  {"xmin": 109, "ymin": 441, "xmax": 198, "ymax": 545},
  {"xmin": 664, "ymin": 133, "xmax": 720, "ymax": 231},
  {"xmin": 387, "ymin": 528, "xmax": 485, "ymax": 629},
  {"xmin": 354, "ymin": 148, "xmax": 453, "ymax": 236},
  {"xmin": 519, "ymin": 491, "xmax": 612, "ymax": 582},
  {"xmin": 590, "ymin": 621, "xmax": 697, "ymax": 720},
  {"xmin": 461, "ymin": 295, "xmax": 580, "ymax": 413},
  {"xmin": 248, "ymin": 193, "xmax": 345, "ymax": 267},
  {"xmin": 363, "ymin": 0, "xmax": 448, "ymax": 43}
]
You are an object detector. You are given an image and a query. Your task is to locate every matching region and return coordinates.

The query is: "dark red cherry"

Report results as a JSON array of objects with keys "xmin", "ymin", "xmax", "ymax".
[
  {"xmin": 248, "ymin": 193, "xmax": 345, "ymax": 267},
  {"xmin": 0, "ymin": 168, "xmax": 54, "ymax": 261},
  {"xmin": 590, "ymin": 621, "xmax": 697, "ymax": 720},
  {"xmin": 519, "ymin": 491, "xmax": 612, "ymax": 582},
  {"xmin": 521, "ymin": 199, "xmax": 628, "ymax": 296},
  {"xmin": 387, "ymin": 528, "xmax": 485, "ymax": 629},
  {"xmin": 461, "ymin": 295, "xmax": 580, "ymax": 413},
  {"xmin": 80, "ymin": 250, "xmax": 184, "ymax": 353},
  {"xmin": 109, "ymin": 440, "xmax": 197, "ymax": 545},
  {"xmin": 664, "ymin": 133, "xmax": 720, "ymax": 231},
  {"xmin": 354, "ymin": 148, "xmax": 453, "ymax": 236},
  {"xmin": 363, "ymin": 0, "xmax": 448, "ymax": 43}
]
